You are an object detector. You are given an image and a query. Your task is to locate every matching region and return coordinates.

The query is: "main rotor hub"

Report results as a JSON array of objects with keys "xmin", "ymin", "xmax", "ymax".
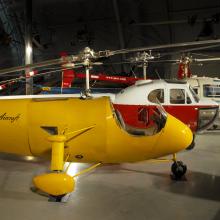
[
  {"xmin": 80, "ymin": 47, "xmax": 97, "ymax": 61},
  {"xmin": 129, "ymin": 51, "xmax": 157, "ymax": 64},
  {"xmin": 180, "ymin": 55, "xmax": 192, "ymax": 64}
]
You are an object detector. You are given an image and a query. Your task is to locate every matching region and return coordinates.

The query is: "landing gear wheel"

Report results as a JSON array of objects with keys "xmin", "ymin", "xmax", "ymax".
[
  {"xmin": 171, "ymin": 161, "xmax": 187, "ymax": 180},
  {"xmin": 49, "ymin": 194, "xmax": 66, "ymax": 202}
]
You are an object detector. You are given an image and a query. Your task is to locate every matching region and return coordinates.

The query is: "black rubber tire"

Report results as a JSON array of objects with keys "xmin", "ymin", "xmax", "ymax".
[
  {"xmin": 171, "ymin": 161, "xmax": 187, "ymax": 179},
  {"xmin": 49, "ymin": 194, "xmax": 66, "ymax": 202}
]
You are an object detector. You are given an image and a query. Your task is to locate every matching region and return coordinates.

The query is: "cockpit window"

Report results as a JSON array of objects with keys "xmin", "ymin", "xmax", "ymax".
[
  {"xmin": 114, "ymin": 108, "xmax": 166, "ymax": 136},
  {"xmin": 148, "ymin": 89, "xmax": 164, "ymax": 103},
  {"xmin": 203, "ymin": 84, "xmax": 220, "ymax": 98},
  {"xmin": 189, "ymin": 86, "xmax": 199, "ymax": 103},
  {"xmin": 186, "ymin": 93, "xmax": 192, "ymax": 104},
  {"xmin": 170, "ymin": 89, "xmax": 185, "ymax": 104}
]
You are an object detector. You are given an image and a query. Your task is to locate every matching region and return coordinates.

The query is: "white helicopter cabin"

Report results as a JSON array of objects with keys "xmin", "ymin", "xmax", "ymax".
[
  {"xmin": 187, "ymin": 76, "xmax": 220, "ymax": 128},
  {"xmin": 187, "ymin": 76, "xmax": 220, "ymax": 103}
]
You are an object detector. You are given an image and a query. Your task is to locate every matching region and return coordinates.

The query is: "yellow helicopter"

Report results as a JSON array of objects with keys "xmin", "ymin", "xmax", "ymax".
[
  {"xmin": 0, "ymin": 39, "xmax": 220, "ymax": 201},
  {"xmin": 0, "ymin": 95, "xmax": 192, "ymax": 201}
]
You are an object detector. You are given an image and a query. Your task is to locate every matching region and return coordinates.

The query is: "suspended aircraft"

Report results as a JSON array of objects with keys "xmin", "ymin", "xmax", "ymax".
[{"xmin": 0, "ymin": 39, "xmax": 219, "ymax": 201}]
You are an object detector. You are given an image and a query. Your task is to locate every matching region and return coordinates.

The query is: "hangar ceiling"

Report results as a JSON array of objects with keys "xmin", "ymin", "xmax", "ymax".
[{"xmin": 0, "ymin": 0, "xmax": 220, "ymax": 87}]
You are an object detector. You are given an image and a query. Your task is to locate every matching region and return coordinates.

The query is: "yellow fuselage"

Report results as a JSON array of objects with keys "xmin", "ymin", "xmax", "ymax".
[{"xmin": 0, "ymin": 96, "xmax": 192, "ymax": 163}]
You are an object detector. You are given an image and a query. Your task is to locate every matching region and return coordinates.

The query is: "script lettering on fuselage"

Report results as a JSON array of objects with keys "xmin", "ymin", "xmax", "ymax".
[{"xmin": 0, "ymin": 113, "xmax": 20, "ymax": 123}]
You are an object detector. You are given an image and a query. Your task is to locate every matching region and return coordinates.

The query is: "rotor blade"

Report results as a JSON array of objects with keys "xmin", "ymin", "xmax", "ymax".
[
  {"xmin": 148, "ymin": 59, "xmax": 180, "ymax": 63},
  {"xmin": 103, "ymin": 59, "xmax": 180, "ymax": 66},
  {"xmin": 176, "ymin": 43, "xmax": 220, "ymax": 54},
  {"xmin": 103, "ymin": 61, "xmax": 140, "ymax": 65},
  {"xmin": 0, "ymin": 58, "xmax": 62, "ymax": 75},
  {"xmin": 1, "ymin": 39, "xmax": 220, "ymax": 75},
  {"xmin": 0, "ymin": 55, "xmax": 79, "ymax": 75},
  {"xmin": 93, "ymin": 62, "xmax": 103, "ymax": 65},
  {"xmin": 190, "ymin": 52, "xmax": 216, "ymax": 58},
  {"xmin": 110, "ymin": 39, "xmax": 220, "ymax": 56},
  {"xmin": 194, "ymin": 57, "xmax": 220, "ymax": 62},
  {"xmin": 159, "ymin": 43, "xmax": 220, "ymax": 58}
]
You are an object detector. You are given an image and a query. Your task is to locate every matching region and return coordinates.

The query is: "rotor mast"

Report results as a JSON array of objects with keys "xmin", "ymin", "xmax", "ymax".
[
  {"xmin": 128, "ymin": 51, "xmax": 155, "ymax": 79},
  {"xmin": 143, "ymin": 62, "xmax": 147, "ymax": 80},
  {"xmin": 80, "ymin": 47, "xmax": 97, "ymax": 97}
]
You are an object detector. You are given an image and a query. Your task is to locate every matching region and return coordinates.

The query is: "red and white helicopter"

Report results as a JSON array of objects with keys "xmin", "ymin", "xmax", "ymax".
[
  {"xmin": 110, "ymin": 52, "xmax": 220, "ymax": 133},
  {"xmin": 112, "ymin": 79, "xmax": 218, "ymax": 133}
]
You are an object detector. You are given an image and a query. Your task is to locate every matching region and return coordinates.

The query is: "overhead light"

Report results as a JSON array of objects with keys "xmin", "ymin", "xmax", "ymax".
[{"xmin": 26, "ymin": 44, "xmax": 32, "ymax": 55}]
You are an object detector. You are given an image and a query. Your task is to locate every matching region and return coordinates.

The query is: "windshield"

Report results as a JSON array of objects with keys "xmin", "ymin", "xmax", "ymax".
[
  {"xmin": 189, "ymin": 86, "xmax": 199, "ymax": 102},
  {"xmin": 203, "ymin": 84, "xmax": 220, "ymax": 98},
  {"xmin": 114, "ymin": 106, "xmax": 167, "ymax": 136}
]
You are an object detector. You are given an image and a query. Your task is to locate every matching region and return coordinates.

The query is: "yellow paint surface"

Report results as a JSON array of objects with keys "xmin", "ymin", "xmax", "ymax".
[{"xmin": 0, "ymin": 96, "xmax": 193, "ymax": 163}]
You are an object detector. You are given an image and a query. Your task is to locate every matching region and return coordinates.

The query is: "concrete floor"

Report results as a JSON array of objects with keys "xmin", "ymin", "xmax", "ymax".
[{"xmin": 0, "ymin": 133, "xmax": 220, "ymax": 220}]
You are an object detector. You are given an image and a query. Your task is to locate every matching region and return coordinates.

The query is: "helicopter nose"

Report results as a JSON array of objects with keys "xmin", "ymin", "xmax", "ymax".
[
  {"xmin": 172, "ymin": 119, "xmax": 194, "ymax": 152},
  {"xmin": 154, "ymin": 114, "xmax": 193, "ymax": 158}
]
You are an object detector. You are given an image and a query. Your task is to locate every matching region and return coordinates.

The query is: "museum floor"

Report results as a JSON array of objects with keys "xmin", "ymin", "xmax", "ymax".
[{"xmin": 0, "ymin": 132, "xmax": 219, "ymax": 220}]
